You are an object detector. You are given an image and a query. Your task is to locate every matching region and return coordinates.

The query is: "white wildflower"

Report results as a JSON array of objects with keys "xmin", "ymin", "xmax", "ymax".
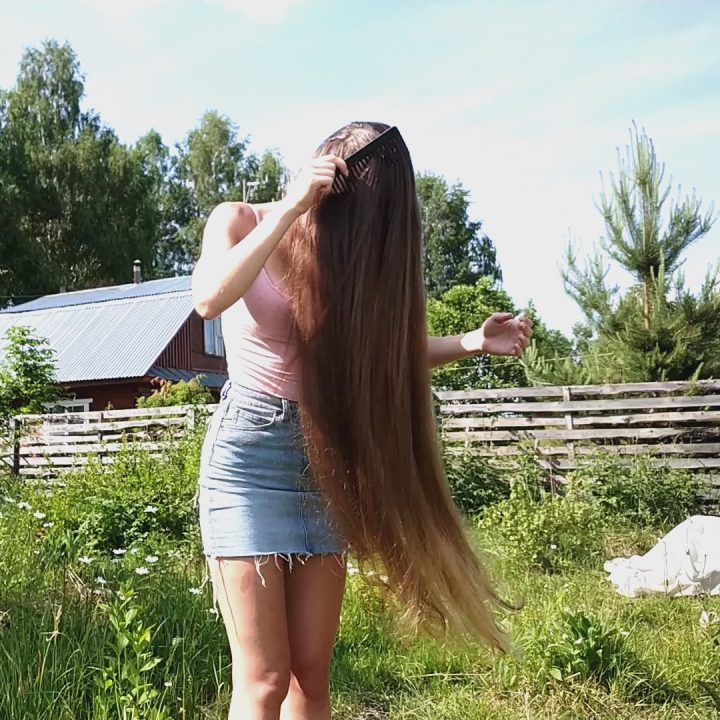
[
  {"xmin": 144, "ymin": 505, "xmax": 158, "ymax": 514},
  {"xmin": 3, "ymin": 496, "xmax": 15, "ymax": 504},
  {"xmin": 78, "ymin": 556, "xmax": 93, "ymax": 565},
  {"xmin": 135, "ymin": 567, "xmax": 150, "ymax": 576},
  {"xmin": 17, "ymin": 501, "xmax": 31, "ymax": 510},
  {"xmin": 164, "ymin": 680, "xmax": 172, "ymax": 687},
  {"xmin": 43, "ymin": 521, "xmax": 54, "ymax": 528},
  {"xmin": 189, "ymin": 587, "xmax": 202, "ymax": 595},
  {"xmin": 33, "ymin": 511, "xmax": 47, "ymax": 520},
  {"xmin": 550, "ymin": 544, "xmax": 557, "ymax": 550},
  {"xmin": 208, "ymin": 607, "xmax": 218, "ymax": 616},
  {"xmin": 145, "ymin": 555, "xmax": 159, "ymax": 564},
  {"xmin": 95, "ymin": 577, "xmax": 107, "ymax": 585},
  {"xmin": 112, "ymin": 548, "xmax": 126, "ymax": 556}
]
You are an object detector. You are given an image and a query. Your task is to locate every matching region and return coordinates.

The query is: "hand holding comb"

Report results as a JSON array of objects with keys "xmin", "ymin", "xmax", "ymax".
[{"xmin": 330, "ymin": 126, "xmax": 409, "ymax": 195}]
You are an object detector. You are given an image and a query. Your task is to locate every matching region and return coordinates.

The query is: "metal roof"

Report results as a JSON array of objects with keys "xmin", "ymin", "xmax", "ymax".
[
  {"xmin": 2, "ymin": 276, "xmax": 192, "ymax": 314},
  {"xmin": 0, "ymin": 289, "xmax": 194, "ymax": 382}
]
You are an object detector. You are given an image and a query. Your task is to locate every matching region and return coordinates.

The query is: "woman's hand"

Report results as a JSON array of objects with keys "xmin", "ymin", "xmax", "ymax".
[
  {"xmin": 463, "ymin": 313, "xmax": 534, "ymax": 357},
  {"xmin": 282, "ymin": 155, "xmax": 348, "ymax": 215},
  {"xmin": 428, "ymin": 314, "xmax": 533, "ymax": 368}
]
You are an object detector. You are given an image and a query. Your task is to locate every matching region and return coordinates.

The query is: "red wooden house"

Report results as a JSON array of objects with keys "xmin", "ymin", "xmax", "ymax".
[{"xmin": 0, "ymin": 274, "xmax": 227, "ymax": 411}]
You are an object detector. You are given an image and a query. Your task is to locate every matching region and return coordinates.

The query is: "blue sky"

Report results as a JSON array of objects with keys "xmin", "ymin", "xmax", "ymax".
[{"xmin": 1, "ymin": 0, "xmax": 718, "ymax": 334}]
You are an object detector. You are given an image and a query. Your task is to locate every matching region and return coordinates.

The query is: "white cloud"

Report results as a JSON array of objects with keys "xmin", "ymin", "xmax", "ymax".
[{"xmin": 207, "ymin": 0, "xmax": 307, "ymax": 21}]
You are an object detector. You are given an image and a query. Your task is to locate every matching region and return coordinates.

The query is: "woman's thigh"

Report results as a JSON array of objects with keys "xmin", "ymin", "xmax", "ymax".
[
  {"xmin": 208, "ymin": 557, "xmax": 291, "ymax": 684},
  {"xmin": 284, "ymin": 554, "xmax": 346, "ymax": 681}
]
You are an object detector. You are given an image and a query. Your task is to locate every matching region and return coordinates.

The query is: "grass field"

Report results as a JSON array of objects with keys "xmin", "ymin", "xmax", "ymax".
[{"xmin": 0, "ymin": 436, "xmax": 718, "ymax": 719}]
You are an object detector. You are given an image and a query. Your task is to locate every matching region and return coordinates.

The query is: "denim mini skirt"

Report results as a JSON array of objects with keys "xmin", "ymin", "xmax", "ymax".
[{"xmin": 197, "ymin": 381, "xmax": 345, "ymax": 559}]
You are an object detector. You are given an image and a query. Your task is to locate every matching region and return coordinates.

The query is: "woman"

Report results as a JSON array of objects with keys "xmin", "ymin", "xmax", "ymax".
[{"xmin": 192, "ymin": 121, "xmax": 532, "ymax": 720}]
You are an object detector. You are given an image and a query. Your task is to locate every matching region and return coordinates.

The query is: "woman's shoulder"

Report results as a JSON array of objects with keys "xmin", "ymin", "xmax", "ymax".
[{"xmin": 206, "ymin": 201, "xmax": 258, "ymax": 246}]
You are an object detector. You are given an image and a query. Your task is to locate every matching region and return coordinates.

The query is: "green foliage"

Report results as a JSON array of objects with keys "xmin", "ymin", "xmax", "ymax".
[
  {"xmin": 416, "ymin": 173, "xmax": 501, "ymax": 298},
  {"xmin": 0, "ymin": 42, "xmax": 289, "ymax": 292},
  {"xmin": 0, "ymin": 436, "xmax": 719, "ymax": 718},
  {"xmin": 136, "ymin": 377, "xmax": 213, "ymax": 408},
  {"xmin": 0, "ymin": 325, "xmax": 58, "ymax": 420},
  {"xmin": 444, "ymin": 450, "xmax": 509, "ymax": 515},
  {"xmin": 427, "ymin": 279, "xmax": 572, "ymax": 390},
  {"xmin": 40, "ymin": 431, "xmax": 203, "ymax": 551},
  {"xmin": 146, "ymin": 112, "xmax": 288, "ymax": 275},
  {"xmin": 539, "ymin": 609, "xmax": 632, "ymax": 687},
  {"xmin": 526, "ymin": 124, "xmax": 719, "ymax": 385},
  {"xmin": 569, "ymin": 452, "xmax": 700, "ymax": 528},
  {"xmin": 427, "ymin": 278, "xmax": 521, "ymax": 389},
  {"xmin": 94, "ymin": 584, "xmax": 169, "ymax": 720},
  {"xmin": 0, "ymin": 41, "xmax": 160, "ymax": 297},
  {"xmin": 479, "ymin": 457, "xmax": 604, "ymax": 573}
]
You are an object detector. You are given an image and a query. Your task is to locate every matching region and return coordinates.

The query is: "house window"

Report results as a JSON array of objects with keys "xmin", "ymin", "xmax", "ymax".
[
  {"xmin": 44, "ymin": 398, "xmax": 93, "ymax": 414},
  {"xmin": 204, "ymin": 317, "xmax": 224, "ymax": 357}
]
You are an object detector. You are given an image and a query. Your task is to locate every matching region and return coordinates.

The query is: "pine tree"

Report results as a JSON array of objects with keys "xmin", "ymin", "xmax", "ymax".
[{"xmin": 525, "ymin": 124, "xmax": 718, "ymax": 385}]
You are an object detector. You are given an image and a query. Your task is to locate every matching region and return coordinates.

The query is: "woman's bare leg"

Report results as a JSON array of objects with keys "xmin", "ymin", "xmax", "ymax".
[
  {"xmin": 208, "ymin": 557, "xmax": 291, "ymax": 720},
  {"xmin": 280, "ymin": 554, "xmax": 346, "ymax": 720}
]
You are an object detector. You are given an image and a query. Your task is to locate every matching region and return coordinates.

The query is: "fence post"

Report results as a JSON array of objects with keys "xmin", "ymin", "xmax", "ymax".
[
  {"xmin": 562, "ymin": 386, "xmax": 576, "ymax": 468},
  {"xmin": 97, "ymin": 411, "xmax": 104, "ymax": 467},
  {"xmin": 11, "ymin": 417, "xmax": 20, "ymax": 476}
]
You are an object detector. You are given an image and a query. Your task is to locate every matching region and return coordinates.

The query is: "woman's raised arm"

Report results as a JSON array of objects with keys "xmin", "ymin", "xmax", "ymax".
[{"xmin": 191, "ymin": 155, "xmax": 348, "ymax": 319}]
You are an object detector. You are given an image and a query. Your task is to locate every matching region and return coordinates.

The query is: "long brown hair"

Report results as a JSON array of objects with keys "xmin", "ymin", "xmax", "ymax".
[{"xmin": 286, "ymin": 121, "xmax": 508, "ymax": 650}]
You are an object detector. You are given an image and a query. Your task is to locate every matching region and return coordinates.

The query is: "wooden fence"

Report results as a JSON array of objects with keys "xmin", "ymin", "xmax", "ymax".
[
  {"xmin": 2, "ymin": 380, "xmax": 720, "ymax": 500},
  {"xmin": 1, "ymin": 404, "xmax": 216, "ymax": 478},
  {"xmin": 437, "ymin": 379, "xmax": 720, "ymax": 500}
]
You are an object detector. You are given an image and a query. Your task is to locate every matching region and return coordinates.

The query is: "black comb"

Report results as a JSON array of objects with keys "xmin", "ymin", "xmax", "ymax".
[{"xmin": 331, "ymin": 126, "xmax": 408, "ymax": 194}]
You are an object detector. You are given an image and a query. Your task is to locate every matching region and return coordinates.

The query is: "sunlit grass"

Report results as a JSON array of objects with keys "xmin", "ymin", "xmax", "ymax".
[{"xmin": 0, "ymin": 449, "xmax": 718, "ymax": 719}]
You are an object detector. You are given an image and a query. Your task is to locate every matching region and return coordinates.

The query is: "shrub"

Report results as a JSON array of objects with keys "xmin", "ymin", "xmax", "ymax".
[
  {"xmin": 479, "ymin": 457, "xmax": 603, "ymax": 573},
  {"xmin": 443, "ymin": 449, "xmax": 509, "ymax": 515},
  {"xmin": 537, "ymin": 609, "xmax": 632, "ymax": 688},
  {"xmin": 136, "ymin": 377, "xmax": 213, "ymax": 408},
  {"xmin": 0, "ymin": 326, "xmax": 59, "ymax": 442},
  {"xmin": 569, "ymin": 452, "xmax": 700, "ymax": 528},
  {"xmin": 38, "ymin": 430, "xmax": 204, "ymax": 552}
]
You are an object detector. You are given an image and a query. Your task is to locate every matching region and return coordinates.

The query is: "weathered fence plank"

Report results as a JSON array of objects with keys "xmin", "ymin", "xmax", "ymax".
[
  {"xmin": 439, "ymin": 380, "xmax": 720, "ymax": 497},
  {"xmin": 440, "ymin": 395, "xmax": 720, "ymax": 415},
  {"xmin": 443, "ymin": 410, "xmax": 720, "ymax": 429},
  {"xmin": 436, "ymin": 379, "xmax": 720, "ymax": 401}
]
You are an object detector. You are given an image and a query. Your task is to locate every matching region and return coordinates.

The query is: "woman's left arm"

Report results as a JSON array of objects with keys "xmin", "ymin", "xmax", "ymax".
[{"xmin": 427, "ymin": 313, "xmax": 533, "ymax": 368}]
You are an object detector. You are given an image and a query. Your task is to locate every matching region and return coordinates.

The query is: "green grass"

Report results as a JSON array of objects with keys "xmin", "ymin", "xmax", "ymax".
[{"xmin": 0, "ymin": 443, "xmax": 719, "ymax": 719}]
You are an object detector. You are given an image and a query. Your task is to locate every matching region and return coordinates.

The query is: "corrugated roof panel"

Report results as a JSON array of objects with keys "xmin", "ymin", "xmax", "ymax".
[
  {"xmin": 0, "ymin": 293, "xmax": 194, "ymax": 382},
  {"xmin": 2, "ymin": 276, "xmax": 192, "ymax": 314}
]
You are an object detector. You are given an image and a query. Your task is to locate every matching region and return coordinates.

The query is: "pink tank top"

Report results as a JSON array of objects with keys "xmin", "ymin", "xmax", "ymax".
[{"xmin": 221, "ymin": 209, "xmax": 300, "ymax": 401}]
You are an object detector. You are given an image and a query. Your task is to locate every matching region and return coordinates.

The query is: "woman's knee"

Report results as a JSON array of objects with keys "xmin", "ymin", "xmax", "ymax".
[
  {"xmin": 290, "ymin": 656, "xmax": 331, "ymax": 702},
  {"xmin": 233, "ymin": 667, "xmax": 291, "ymax": 709}
]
